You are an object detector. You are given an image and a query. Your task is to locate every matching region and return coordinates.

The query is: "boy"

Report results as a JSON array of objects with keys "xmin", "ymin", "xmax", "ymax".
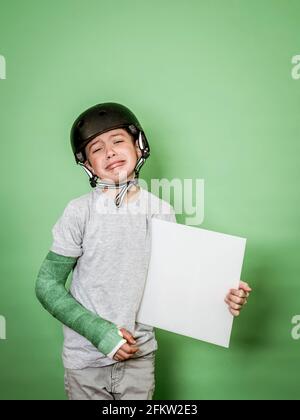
[{"xmin": 35, "ymin": 102, "xmax": 251, "ymax": 400}]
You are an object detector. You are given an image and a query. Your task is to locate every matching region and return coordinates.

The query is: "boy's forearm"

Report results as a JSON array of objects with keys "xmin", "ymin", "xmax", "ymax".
[{"xmin": 35, "ymin": 251, "xmax": 124, "ymax": 357}]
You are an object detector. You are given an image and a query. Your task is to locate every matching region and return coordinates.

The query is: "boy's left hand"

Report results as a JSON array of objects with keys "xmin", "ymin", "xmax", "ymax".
[{"xmin": 225, "ymin": 281, "xmax": 252, "ymax": 317}]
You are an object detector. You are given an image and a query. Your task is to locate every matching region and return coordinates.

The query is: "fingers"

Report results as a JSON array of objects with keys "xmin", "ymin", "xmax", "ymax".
[
  {"xmin": 114, "ymin": 328, "xmax": 139, "ymax": 361},
  {"xmin": 225, "ymin": 297, "xmax": 243, "ymax": 310},
  {"xmin": 119, "ymin": 328, "xmax": 137, "ymax": 345},
  {"xmin": 226, "ymin": 291, "xmax": 247, "ymax": 305},
  {"xmin": 230, "ymin": 308, "xmax": 240, "ymax": 317},
  {"xmin": 224, "ymin": 281, "xmax": 252, "ymax": 318},
  {"xmin": 114, "ymin": 348, "xmax": 131, "ymax": 361},
  {"xmin": 224, "ymin": 298, "xmax": 241, "ymax": 317},
  {"xmin": 113, "ymin": 343, "xmax": 139, "ymax": 362},
  {"xmin": 239, "ymin": 281, "xmax": 252, "ymax": 292},
  {"xmin": 122, "ymin": 343, "xmax": 139, "ymax": 354},
  {"xmin": 225, "ymin": 290, "xmax": 249, "ymax": 317},
  {"xmin": 229, "ymin": 289, "xmax": 248, "ymax": 299}
]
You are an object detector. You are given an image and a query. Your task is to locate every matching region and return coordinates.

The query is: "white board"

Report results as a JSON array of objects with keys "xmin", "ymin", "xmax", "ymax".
[{"xmin": 136, "ymin": 218, "xmax": 247, "ymax": 348}]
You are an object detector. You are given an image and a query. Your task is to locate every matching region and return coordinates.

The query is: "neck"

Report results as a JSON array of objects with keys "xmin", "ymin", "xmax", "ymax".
[
  {"xmin": 100, "ymin": 176, "xmax": 140, "ymax": 202},
  {"xmin": 103, "ymin": 184, "xmax": 140, "ymax": 202}
]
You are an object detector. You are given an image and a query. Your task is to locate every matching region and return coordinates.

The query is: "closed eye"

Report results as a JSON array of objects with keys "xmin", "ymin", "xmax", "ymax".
[{"xmin": 92, "ymin": 140, "xmax": 123, "ymax": 153}]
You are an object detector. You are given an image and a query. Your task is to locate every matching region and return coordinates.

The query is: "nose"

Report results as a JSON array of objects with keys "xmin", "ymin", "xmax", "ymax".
[{"xmin": 105, "ymin": 145, "xmax": 117, "ymax": 160}]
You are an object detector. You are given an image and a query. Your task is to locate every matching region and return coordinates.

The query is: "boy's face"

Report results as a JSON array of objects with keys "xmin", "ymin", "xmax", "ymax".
[{"xmin": 84, "ymin": 128, "xmax": 142, "ymax": 184}]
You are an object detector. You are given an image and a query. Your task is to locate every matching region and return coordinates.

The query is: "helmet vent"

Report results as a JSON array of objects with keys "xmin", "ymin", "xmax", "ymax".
[
  {"xmin": 128, "ymin": 124, "xmax": 138, "ymax": 135},
  {"xmin": 98, "ymin": 110, "xmax": 107, "ymax": 116}
]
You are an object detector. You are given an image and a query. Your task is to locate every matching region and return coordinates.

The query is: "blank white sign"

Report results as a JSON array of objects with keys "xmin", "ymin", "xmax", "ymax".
[{"xmin": 136, "ymin": 218, "xmax": 247, "ymax": 348}]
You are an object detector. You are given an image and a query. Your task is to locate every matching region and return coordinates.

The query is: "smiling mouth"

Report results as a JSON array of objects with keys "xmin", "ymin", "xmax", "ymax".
[{"xmin": 106, "ymin": 160, "xmax": 126, "ymax": 171}]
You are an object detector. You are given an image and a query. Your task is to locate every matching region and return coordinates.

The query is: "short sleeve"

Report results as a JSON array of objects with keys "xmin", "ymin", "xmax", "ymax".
[{"xmin": 50, "ymin": 201, "xmax": 84, "ymax": 258}]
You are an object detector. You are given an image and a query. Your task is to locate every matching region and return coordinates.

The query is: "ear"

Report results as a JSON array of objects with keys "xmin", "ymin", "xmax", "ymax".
[
  {"xmin": 84, "ymin": 159, "xmax": 95, "ymax": 175},
  {"xmin": 135, "ymin": 139, "xmax": 142, "ymax": 159}
]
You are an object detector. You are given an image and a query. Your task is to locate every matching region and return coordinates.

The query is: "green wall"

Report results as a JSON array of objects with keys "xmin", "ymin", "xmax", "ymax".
[{"xmin": 0, "ymin": 0, "xmax": 299, "ymax": 400}]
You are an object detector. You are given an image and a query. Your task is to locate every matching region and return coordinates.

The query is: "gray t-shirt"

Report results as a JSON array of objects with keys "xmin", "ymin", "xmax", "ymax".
[{"xmin": 50, "ymin": 185, "xmax": 176, "ymax": 369}]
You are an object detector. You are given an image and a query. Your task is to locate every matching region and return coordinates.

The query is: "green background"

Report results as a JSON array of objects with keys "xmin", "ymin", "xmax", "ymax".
[{"xmin": 0, "ymin": 0, "xmax": 300, "ymax": 400}]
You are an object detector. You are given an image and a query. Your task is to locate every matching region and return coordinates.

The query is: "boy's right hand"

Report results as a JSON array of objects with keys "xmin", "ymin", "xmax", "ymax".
[{"xmin": 113, "ymin": 328, "xmax": 139, "ymax": 361}]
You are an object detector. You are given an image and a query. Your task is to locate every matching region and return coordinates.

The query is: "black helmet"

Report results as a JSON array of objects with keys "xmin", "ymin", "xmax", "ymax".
[{"xmin": 70, "ymin": 102, "xmax": 150, "ymax": 164}]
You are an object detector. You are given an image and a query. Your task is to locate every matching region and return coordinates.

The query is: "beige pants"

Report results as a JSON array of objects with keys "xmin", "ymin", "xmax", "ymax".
[{"xmin": 64, "ymin": 351, "xmax": 156, "ymax": 400}]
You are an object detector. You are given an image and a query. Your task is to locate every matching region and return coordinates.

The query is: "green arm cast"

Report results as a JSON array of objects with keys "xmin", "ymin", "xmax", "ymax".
[{"xmin": 35, "ymin": 250, "xmax": 124, "ymax": 356}]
